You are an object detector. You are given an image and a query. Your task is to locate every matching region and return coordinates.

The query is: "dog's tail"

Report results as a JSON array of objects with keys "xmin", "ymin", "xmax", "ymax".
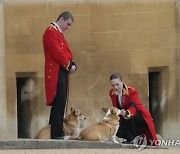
[{"xmin": 64, "ymin": 136, "xmax": 81, "ymax": 140}]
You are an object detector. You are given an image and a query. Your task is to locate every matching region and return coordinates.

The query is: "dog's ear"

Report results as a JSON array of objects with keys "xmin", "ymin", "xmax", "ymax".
[
  {"xmin": 71, "ymin": 107, "xmax": 75, "ymax": 112},
  {"xmin": 102, "ymin": 107, "xmax": 109, "ymax": 113}
]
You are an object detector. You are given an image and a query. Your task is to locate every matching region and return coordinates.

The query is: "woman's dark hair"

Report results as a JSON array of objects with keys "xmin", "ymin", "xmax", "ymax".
[
  {"xmin": 110, "ymin": 73, "xmax": 123, "ymax": 81},
  {"xmin": 56, "ymin": 11, "xmax": 74, "ymax": 22}
]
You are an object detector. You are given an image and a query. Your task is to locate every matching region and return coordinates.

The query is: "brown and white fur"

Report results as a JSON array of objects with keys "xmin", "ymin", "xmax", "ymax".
[
  {"xmin": 35, "ymin": 108, "xmax": 86, "ymax": 139},
  {"xmin": 67, "ymin": 107, "xmax": 121, "ymax": 143}
]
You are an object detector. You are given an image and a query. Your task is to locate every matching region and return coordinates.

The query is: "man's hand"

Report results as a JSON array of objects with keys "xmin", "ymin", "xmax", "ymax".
[{"xmin": 69, "ymin": 65, "xmax": 76, "ymax": 74}]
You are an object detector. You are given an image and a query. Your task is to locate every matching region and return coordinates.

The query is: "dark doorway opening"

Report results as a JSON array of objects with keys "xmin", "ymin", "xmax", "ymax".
[
  {"xmin": 148, "ymin": 67, "xmax": 169, "ymax": 137},
  {"xmin": 149, "ymin": 72, "xmax": 160, "ymax": 115},
  {"xmin": 16, "ymin": 77, "xmax": 32, "ymax": 138},
  {"xmin": 148, "ymin": 70, "xmax": 164, "ymax": 135}
]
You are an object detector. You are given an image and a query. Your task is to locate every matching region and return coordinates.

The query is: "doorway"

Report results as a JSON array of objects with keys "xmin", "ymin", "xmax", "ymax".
[
  {"xmin": 148, "ymin": 67, "xmax": 168, "ymax": 135},
  {"xmin": 148, "ymin": 72, "xmax": 161, "ymax": 133},
  {"xmin": 16, "ymin": 73, "xmax": 37, "ymax": 138}
]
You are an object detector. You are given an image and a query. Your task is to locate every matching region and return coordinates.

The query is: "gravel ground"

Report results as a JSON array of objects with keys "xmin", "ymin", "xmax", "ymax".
[{"xmin": 0, "ymin": 148, "xmax": 179, "ymax": 154}]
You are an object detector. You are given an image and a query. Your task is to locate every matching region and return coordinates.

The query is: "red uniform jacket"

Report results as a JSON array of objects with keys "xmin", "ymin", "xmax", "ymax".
[
  {"xmin": 43, "ymin": 23, "xmax": 73, "ymax": 105},
  {"xmin": 109, "ymin": 84, "xmax": 157, "ymax": 145}
]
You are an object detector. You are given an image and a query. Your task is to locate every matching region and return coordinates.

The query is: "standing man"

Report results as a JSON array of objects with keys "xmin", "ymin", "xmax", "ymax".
[
  {"xmin": 109, "ymin": 73, "xmax": 157, "ymax": 145},
  {"xmin": 43, "ymin": 12, "xmax": 77, "ymax": 140}
]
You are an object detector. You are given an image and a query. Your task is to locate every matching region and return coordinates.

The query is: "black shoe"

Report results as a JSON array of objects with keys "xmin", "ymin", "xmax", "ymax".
[
  {"xmin": 52, "ymin": 136, "xmax": 65, "ymax": 140},
  {"xmin": 122, "ymin": 139, "xmax": 133, "ymax": 144}
]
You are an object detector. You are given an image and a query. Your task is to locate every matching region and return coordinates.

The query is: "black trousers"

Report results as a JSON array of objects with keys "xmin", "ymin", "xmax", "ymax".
[
  {"xmin": 116, "ymin": 112, "xmax": 147, "ymax": 141},
  {"xmin": 49, "ymin": 67, "xmax": 68, "ymax": 138}
]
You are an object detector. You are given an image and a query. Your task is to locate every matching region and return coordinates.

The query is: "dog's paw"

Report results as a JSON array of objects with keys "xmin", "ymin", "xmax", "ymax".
[
  {"xmin": 64, "ymin": 135, "xmax": 78, "ymax": 140},
  {"xmin": 113, "ymin": 140, "xmax": 119, "ymax": 144},
  {"xmin": 64, "ymin": 136, "xmax": 71, "ymax": 140}
]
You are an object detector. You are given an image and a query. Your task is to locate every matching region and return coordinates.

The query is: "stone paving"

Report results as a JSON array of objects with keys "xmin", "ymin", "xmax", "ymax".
[{"xmin": 0, "ymin": 139, "xmax": 179, "ymax": 154}]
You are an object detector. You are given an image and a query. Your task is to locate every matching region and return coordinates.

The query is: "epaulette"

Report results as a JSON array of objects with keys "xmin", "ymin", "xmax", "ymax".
[
  {"xmin": 111, "ymin": 90, "xmax": 116, "ymax": 96},
  {"xmin": 49, "ymin": 23, "xmax": 58, "ymax": 31},
  {"xmin": 122, "ymin": 84, "xmax": 129, "ymax": 95},
  {"xmin": 128, "ymin": 86, "xmax": 135, "ymax": 91}
]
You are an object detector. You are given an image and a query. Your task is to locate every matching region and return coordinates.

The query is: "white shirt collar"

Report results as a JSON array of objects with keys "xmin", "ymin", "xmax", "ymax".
[{"xmin": 53, "ymin": 22, "xmax": 62, "ymax": 33}]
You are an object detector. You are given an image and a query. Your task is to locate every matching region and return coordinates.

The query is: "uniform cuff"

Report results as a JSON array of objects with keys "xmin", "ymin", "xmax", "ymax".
[
  {"xmin": 124, "ymin": 110, "xmax": 132, "ymax": 119},
  {"xmin": 66, "ymin": 61, "xmax": 77, "ymax": 71}
]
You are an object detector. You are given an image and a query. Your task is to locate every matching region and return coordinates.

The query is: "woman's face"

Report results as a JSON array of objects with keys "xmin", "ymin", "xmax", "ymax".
[{"xmin": 110, "ymin": 78, "xmax": 123, "ymax": 93}]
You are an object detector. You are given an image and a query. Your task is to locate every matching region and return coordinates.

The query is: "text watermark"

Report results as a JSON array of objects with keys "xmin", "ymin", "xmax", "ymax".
[{"xmin": 133, "ymin": 134, "xmax": 180, "ymax": 150}]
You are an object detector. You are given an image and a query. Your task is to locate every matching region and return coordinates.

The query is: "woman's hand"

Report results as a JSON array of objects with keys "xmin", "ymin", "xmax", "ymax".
[{"xmin": 120, "ymin": 109, "xmax": 126, "ymax": 117}]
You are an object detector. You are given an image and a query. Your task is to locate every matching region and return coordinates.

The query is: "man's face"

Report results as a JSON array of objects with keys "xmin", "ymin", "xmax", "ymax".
[
  {"xmin": 59, "ymin": 18, "xmax": 73, "ymax": 31},
  {"xmin": 110, "ymin": 78, "xmax": 123, "ymax": 93}
]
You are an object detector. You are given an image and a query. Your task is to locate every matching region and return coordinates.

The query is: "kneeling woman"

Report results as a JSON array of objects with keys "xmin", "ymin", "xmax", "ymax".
[{"xmin": 109, "ymin": 73, "xmax": 157, "ymax": 145}]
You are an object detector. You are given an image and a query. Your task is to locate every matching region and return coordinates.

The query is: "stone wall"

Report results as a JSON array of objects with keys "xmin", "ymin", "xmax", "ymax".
[
  {"xmin": 0, "ymin": 0, "xmax": 179, "ymax": 139},
  {"xmin": 175, "ymin": 0, "xmax": 180, "ymax": 139},
  {"xmin": 0, "ymin": 0, "xmax": 7, "ymax": 138}
]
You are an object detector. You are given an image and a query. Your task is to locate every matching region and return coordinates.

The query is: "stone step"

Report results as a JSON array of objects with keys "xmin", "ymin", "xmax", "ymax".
[{"xmin": 0, "ymin": 139, "xmax": 164, "ymax": 150}]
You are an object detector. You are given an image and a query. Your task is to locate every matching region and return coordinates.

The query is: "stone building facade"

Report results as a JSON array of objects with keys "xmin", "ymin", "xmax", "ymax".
[{"xmin": 0, "ymin": 0, "xmax": 180, "ymax": 139}]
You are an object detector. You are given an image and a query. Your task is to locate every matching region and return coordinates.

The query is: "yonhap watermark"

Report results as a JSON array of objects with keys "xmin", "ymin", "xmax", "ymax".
[
  {"xmin": 150, "ymin": 139, "xmax": 180, "ymax": 147},
  {"xmin": 133, "ymin": 134, "xmax": 180, "ymax": 150},
  {"xmin": 133, "ymin": 134, "xmax": 147, "ymax": 150}
]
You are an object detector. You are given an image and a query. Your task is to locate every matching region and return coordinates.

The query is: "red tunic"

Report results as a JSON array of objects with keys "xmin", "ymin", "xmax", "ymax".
[
  {"xmin": 43, "ymin": 23, "xmax": 73, "ymax": 105},
  {"xmin": 109, "ymin": 84, "xmax": 157, "ymax": 145}
]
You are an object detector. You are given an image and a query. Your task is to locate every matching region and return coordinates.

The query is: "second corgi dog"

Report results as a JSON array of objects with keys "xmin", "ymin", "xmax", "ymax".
[{"xmin": 67, "ymin": 107, "xmax": 121, "ymax": 143}]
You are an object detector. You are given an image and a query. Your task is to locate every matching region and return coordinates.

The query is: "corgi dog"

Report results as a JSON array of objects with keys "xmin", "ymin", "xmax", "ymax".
[{"xmin": 35, "ymin": 108, "xmax": 86, "ymax": 139}]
